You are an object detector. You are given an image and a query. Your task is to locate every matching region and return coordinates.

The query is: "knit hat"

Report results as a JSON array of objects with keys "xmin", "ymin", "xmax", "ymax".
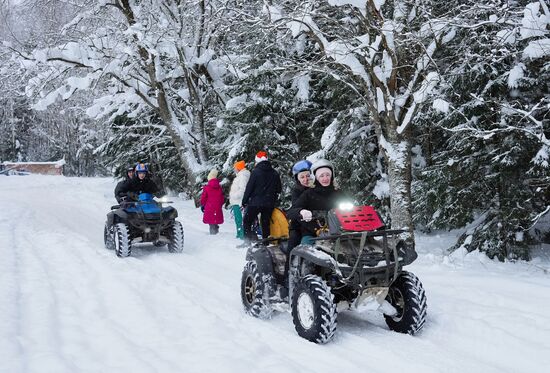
[
  {"xmin": 255, "ymin": 151, "xmax": 268, "ymax": 163},
  {"xmin": 234, "ymin": 160, "xmax": 246, "ymax": 172},
  {"xmin": 207, "ymin": 168, "xmax": 219, "ymax": 180}
]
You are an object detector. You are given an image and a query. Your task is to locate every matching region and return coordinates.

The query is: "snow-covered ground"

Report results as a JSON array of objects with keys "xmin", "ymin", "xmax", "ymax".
[{"xmin": 1, "ymin": 175, "xmax": 549, "ymax": 373}]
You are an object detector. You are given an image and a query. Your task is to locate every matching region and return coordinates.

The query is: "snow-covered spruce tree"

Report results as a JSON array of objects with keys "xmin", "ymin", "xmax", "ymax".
[
  {"xmin": 11, "ymin": 0, "xmax": 233, "ymax": 188},
  {"xmin": 263, "ymin": 0, "xmax": 472, "ymax": 248},
  {"xmin": 97, "ymin": 112, "xmax": 186, "ymax": 192},
  {"xmin": 413, "ymin": 0, "xmax": 549, "ymax": 260}
]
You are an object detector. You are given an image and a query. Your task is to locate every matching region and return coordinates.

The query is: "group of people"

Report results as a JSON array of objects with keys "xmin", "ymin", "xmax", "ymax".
[
  {"xmin": 200, "ymin": 150, "xmax": 343, "ymax": 253},
  {"xmin": 114, "ymin": 153, "xmax": 343, "ymax": 254},
  {"xmin": 200, "ymin": 151, "xmax": 282, "ymax": 241}
]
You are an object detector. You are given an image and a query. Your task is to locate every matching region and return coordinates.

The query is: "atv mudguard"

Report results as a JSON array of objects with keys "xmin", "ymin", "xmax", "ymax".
[
  {"xmin": 290, "ymin": 244, "xmax": 340, "ymax": 271},
  {"xmin": 246, "ymin": 245, "xmax": 276, "ymax": 278},
  {"xmin": 106, "ymin": 209, "xmax": 129, "ymax": 226},
  {"xmin": 245, "ymin": 245, "xmax": 278, "ymax": 299}
]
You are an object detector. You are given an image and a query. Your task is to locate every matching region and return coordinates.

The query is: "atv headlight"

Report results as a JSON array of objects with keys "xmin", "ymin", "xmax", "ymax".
[
  {"xmin": 157, "ymin": 196, "xmax": 172, "ymax": 203},
  {"xmin": 338, "ymin": 202, "xmax": 354, "ymax": 211}
]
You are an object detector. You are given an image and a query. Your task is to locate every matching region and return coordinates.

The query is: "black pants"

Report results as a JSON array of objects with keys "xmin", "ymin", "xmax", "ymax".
[
  {"xmin": 286, "ymin": 228, "xmax": 302, "ymax": 254},
  {"xmin": 243, "ymin": 206, "xmax": 273, "ymax": 240}
]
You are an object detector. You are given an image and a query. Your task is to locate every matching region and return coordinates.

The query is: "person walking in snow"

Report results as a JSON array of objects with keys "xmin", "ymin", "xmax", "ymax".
[
  {"xmin": 229, "ymin": 160, "xmax": 250, "ymax": 239},
  {"xmin": 287, "ymin": 159, "xmax": 313, "ymax": 252},
  {"xmin": 114, "ymin": 165, "xmax": 135, "ymax": 203},
  {"xmin": 241, "ymin": 151, "xmax": 282, "ymax": 241},
  {"xmin": 201, "ymin": 169, "xmax": 225, "ymax": 235}
]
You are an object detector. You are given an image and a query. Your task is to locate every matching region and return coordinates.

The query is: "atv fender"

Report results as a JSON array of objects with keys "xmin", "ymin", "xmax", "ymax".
[
  {"xmin": 246, "ymin": 245, "xmax": 278, "ymax": 300},
  {"xmin": 106, "ymin": 209, "xmax": 129, "ymax": 226},
  {"xmin": 246, "ymin": 245, "xmax": 276, "ymax": 278},
  {"xmin": 290, "ymin": 244, "xmax": 340, "ymax": 271}
]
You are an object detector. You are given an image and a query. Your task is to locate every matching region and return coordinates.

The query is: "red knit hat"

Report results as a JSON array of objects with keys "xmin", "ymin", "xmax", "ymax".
[
  {"xmin": 255, "ymin": 151, "xmax": 268, "ymax": 163},
  {"xmin": 234, "ymin": 160, "xmax": 246, "ymax": 171}
]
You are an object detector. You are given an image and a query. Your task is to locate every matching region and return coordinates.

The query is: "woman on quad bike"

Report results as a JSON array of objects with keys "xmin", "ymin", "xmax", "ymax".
[
  {"xmin": 288, "ymin": 159, "xmax": 346, "ymax": 245},
  {"xmin": 287, "ymin": 159, "xmax": 313, "ymax": 252}
]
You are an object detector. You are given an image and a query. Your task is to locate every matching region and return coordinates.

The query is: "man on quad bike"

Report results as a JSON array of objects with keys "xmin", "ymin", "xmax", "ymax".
[
  {"xmin": 114, "ymin": 166, "xmax": 135, "ymax": 203},
  {"xmin": 241, "ymin": 159, "xmax": 426, "ymax": 344}
]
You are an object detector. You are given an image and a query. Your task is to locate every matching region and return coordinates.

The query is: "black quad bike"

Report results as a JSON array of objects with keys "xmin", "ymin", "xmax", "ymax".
[
  {"xmin": 240, "ymin": 205, "xmax": 426, "ymax": 344},
  {"xmin": 104, "ymin": 193, "xmax": 184, "ymax": 257}
]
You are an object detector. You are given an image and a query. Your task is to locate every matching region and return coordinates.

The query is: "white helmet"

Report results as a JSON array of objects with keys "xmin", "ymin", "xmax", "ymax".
[{"xmin": 311, "ymin": 159, "xmax": 334, "ymax": 176}]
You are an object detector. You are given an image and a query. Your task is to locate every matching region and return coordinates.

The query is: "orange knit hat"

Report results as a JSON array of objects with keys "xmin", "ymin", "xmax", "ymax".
[{"xmin": 234, "ymin": 160, "xmax": 246, "ymax": 171}]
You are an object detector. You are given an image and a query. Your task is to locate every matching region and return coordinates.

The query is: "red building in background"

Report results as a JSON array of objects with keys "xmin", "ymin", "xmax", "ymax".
[{"xmin": 1, "ymin": 159, "xmax": 65, "ymax": 175}]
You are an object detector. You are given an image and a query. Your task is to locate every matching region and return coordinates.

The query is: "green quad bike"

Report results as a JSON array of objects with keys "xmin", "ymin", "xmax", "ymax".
[{"xmin": 240, "ymin": 204, "xmax": 426, "ymax": 344}]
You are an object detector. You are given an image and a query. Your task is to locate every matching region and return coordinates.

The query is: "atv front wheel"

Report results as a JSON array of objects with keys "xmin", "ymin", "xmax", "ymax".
[
  {"xmin": 104, "ymin": 223, "xmax": 115, "ymax": 250},
  {"xmin": 167, "ymin": 221, "xmax": 184, "ymax": 253},
  {"xmin": 291, "ymin": 275, "xmax": 337, "ymax": 344},
  {"xmin": 240, "ymin": 260, "xmax": 273, "ymax": 319},
  {"xmin": 384, "ymin": 271, "xmax": 427, "ymax": 335},
  {"xmin": 114, "ymin": 222, "xmax": 131, "ymax": 258}
]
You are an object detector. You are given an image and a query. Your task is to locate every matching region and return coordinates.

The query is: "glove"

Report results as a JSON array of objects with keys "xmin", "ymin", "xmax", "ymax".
[
  {"xmin": 201, "ymin": 205, "xmax": 205, "ymax": 212},
  {"xmin": 300, "ymin": 209, "xmax": 312, "ymax": 222},
  {"xmin": 127, "ymin": 191, "xmax": 138, "ymax": 201}
]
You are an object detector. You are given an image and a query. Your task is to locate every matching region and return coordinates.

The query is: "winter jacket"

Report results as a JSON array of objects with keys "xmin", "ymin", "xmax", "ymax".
[
  {"xmin": 229, "ymin": 169, "xmax": 251, "ymax": 206},
  {"xmin": 119, "ymin": 176, "xmax": 160, "ymax": 200},
  {"xmin": 288, "ymin": 184, "xmax": 344, "ymax": 237},
  {"xmin": 241, "ymin": 161, "xmax": 282, "ymax": 208},
  {"xmin": 115, "ymin": 177, "xmax": 133, "ymax": 203},
  {"xmin": 289, "ymin": 182, "xmax": 310, "ymax": 230},
  {"xmin": 201, "ymin": 178, "xmax": 225, "ymax": 225},
  {"xmin": 291, "ymin": 183, "xmax": 310, "ymax": 205}
]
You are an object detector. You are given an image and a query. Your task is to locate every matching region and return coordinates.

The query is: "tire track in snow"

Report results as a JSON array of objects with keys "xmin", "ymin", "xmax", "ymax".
[{"xmin": 0, "ymin": 201, "xmax": 26, "ymax": 373}]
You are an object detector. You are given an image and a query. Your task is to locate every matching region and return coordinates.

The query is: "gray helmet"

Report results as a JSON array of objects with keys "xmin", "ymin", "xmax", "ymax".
[{"xmin": 311, "ymin": 159, "xmax": 334, "ymax": 176}]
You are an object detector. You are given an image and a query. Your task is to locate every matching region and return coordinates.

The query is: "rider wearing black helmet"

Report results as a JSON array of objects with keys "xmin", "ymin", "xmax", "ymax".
[{"xmin": 114, "ymin": 166, "xmax": 135, "ymax": 203}]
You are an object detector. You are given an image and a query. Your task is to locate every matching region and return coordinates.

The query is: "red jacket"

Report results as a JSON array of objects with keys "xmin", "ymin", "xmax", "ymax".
[{"xmin": 200, "ymin": 178, "xmax": 225, "ymax": 225}]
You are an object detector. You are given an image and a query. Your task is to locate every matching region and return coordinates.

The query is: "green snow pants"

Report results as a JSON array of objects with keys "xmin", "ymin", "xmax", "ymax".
[{"xmin": 231, "ymin": 205, "xmax": 244, "ymax": 239}]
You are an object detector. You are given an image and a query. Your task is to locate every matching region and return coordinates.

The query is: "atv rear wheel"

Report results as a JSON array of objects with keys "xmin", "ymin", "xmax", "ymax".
[
  {"xmin": 167, "ymin": 221, "xmax": 184, "ymax": 253},
  {"xmin": 291, "ymin": 275, "xmax": 337, "ymax": 344},
  {"xmin": 384, "ymin": 271, "xmax": 427, "ymax": 335},
  {"xmin": 114, "ymin": 222, "xmax": 131, "ymax": 258},
  {"xmin": 104, "ymin": 223, "xmax": 115, "ymax": 250},
  {"xmin": 241, "ymin": 260, "xmax": 273, "ymax": 319}
]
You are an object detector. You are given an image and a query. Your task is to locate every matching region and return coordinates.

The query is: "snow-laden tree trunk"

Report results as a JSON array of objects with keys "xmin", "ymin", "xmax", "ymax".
[{"xmin": 381, "ymin": 124, "xmax": 414, "ymax": 243}]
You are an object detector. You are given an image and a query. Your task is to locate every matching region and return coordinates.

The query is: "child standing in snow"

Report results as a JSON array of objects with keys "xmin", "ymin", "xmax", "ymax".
[
  {"xmin": 201, "ymin": 169, "xmax": 225, "ymax": 234},
  {"xmin": 228, "ymin": 160, "xmax": 250, "ymax": 239}
]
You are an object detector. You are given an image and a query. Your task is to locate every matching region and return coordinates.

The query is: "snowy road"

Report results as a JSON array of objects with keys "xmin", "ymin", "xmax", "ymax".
[{"xmin": 1, "ymin": 175, "xmax": 549, "ymax": 373}]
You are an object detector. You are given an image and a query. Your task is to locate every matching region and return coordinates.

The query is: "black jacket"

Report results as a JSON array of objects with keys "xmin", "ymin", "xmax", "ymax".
[
  {"xmin": 119, "ymin": 176, "xmax": 160, "ymax": 200},
  {"xmin": 289, "ymin": 183, "xmax": 309, "ymax": 230},
  {"xmin": 291, "ymin": 183, "xmax": 309, "ymax": 205},
  {"xmin": 288, "ymin": 184, "xmax": 344, "ymax": 237},
  {"xmin": 114, "ymin": 177, "xmax": 133, "ymax": 203},
  {"xmin": 241, "ymin": 161, "xmax": 281, "ymax": 208}
]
